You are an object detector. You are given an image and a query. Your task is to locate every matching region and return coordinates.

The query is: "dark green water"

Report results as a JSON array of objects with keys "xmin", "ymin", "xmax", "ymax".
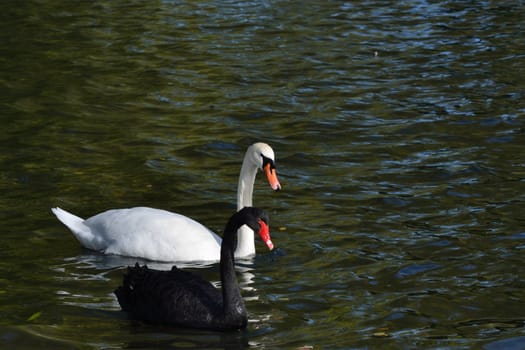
[{"xmin": 1, "ymin": 1, "xmax": 525, "ymax": 349}]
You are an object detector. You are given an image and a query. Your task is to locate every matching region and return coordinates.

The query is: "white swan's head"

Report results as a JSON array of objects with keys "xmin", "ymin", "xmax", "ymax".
[{"xmin": 247, "ymin": 143, "xmax": 281, "ymax": 191}]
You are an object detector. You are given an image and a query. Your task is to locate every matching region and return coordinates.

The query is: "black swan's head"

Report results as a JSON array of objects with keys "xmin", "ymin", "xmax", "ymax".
[{"xmin": 232, "ymin": 207, "xmax": 273, "ymax": 250}]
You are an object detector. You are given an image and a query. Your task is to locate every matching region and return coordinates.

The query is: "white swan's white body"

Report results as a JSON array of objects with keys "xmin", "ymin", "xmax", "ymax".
[{"xmin": 52, "ymin": 143, "xmax": 280, "ymax": 262}]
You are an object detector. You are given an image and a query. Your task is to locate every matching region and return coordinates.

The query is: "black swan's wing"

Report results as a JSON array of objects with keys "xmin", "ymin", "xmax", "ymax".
[{"xmin": 115, "ymin": 264, "xmax": 223, "ymax": 328}]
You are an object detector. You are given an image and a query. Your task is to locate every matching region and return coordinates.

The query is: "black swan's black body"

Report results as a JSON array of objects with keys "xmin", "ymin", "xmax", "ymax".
[{"xmin": 114, "ymin": 207, "xmax": 272, "ymax": 331}]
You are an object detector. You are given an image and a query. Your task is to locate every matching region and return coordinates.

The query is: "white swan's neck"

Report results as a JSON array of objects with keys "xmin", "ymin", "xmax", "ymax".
[
  {"xmin": 234, "ymin": 224, "xmax": 255, "ymax": 258},
  {"xmin": 236, "ymin": 152, "xmax": 258, "ymax": 211},
  {"xmin": 235, "ymin": 152, "xmax": 258, "ymax": 257}
]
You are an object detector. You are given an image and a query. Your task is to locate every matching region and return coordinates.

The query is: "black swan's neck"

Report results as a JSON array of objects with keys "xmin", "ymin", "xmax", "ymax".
[{"xmin": 220, "ymin": 220, "xmax": 247, "ymax": 325}]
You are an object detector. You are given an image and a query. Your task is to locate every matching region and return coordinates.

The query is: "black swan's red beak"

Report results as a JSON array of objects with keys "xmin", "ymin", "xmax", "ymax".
[{"xmin": 257, "ymin": 219, "xmax": 273, "ymax": 250}]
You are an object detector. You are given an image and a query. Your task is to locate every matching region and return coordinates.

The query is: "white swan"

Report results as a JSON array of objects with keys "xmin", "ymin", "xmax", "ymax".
[{"xmin": 51, "ymin": 143, "xmax": 281, "ymax": 262}]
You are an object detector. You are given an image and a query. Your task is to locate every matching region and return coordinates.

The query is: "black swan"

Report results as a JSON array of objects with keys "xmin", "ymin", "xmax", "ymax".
[{"xmin": 114, "ymin": 207, "xmax": 273, "ymax": 331}]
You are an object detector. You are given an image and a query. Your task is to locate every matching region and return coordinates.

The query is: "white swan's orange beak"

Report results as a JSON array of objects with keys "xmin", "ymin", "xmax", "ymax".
[
  {"xmin": 257, "ymin": 219, "xmax": 273, "ymax": 250},
  {"xmin": 264, "ymin": 162, "xmax": 281, "ymax": 191}
]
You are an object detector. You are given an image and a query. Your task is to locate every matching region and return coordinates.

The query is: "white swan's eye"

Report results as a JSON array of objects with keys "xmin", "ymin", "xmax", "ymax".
[{"xmin": 261, "ymin": 155, "xmax": 276, "ymax": 170}]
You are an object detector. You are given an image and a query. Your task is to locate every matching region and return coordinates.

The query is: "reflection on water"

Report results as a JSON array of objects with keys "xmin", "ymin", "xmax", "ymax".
[{"xmin": 1, "ymin": 0, "xmax": 525, "ymax": 348}]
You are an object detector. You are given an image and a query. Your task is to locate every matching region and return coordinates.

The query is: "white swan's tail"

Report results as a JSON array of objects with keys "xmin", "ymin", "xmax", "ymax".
[{"xmin": 51, "ymin": 207, "xmax": 98, "ymax": 250}]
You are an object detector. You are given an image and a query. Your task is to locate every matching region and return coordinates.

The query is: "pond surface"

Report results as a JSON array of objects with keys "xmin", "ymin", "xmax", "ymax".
[{"xmin": 1, "ymin": 1, "xmax": 525, "ymax": 349}]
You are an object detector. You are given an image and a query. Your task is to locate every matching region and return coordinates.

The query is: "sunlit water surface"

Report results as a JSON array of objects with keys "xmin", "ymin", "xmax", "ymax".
[{"xmin": 1, "ymin": 1, "xmax": 525, "ymax": 349}]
